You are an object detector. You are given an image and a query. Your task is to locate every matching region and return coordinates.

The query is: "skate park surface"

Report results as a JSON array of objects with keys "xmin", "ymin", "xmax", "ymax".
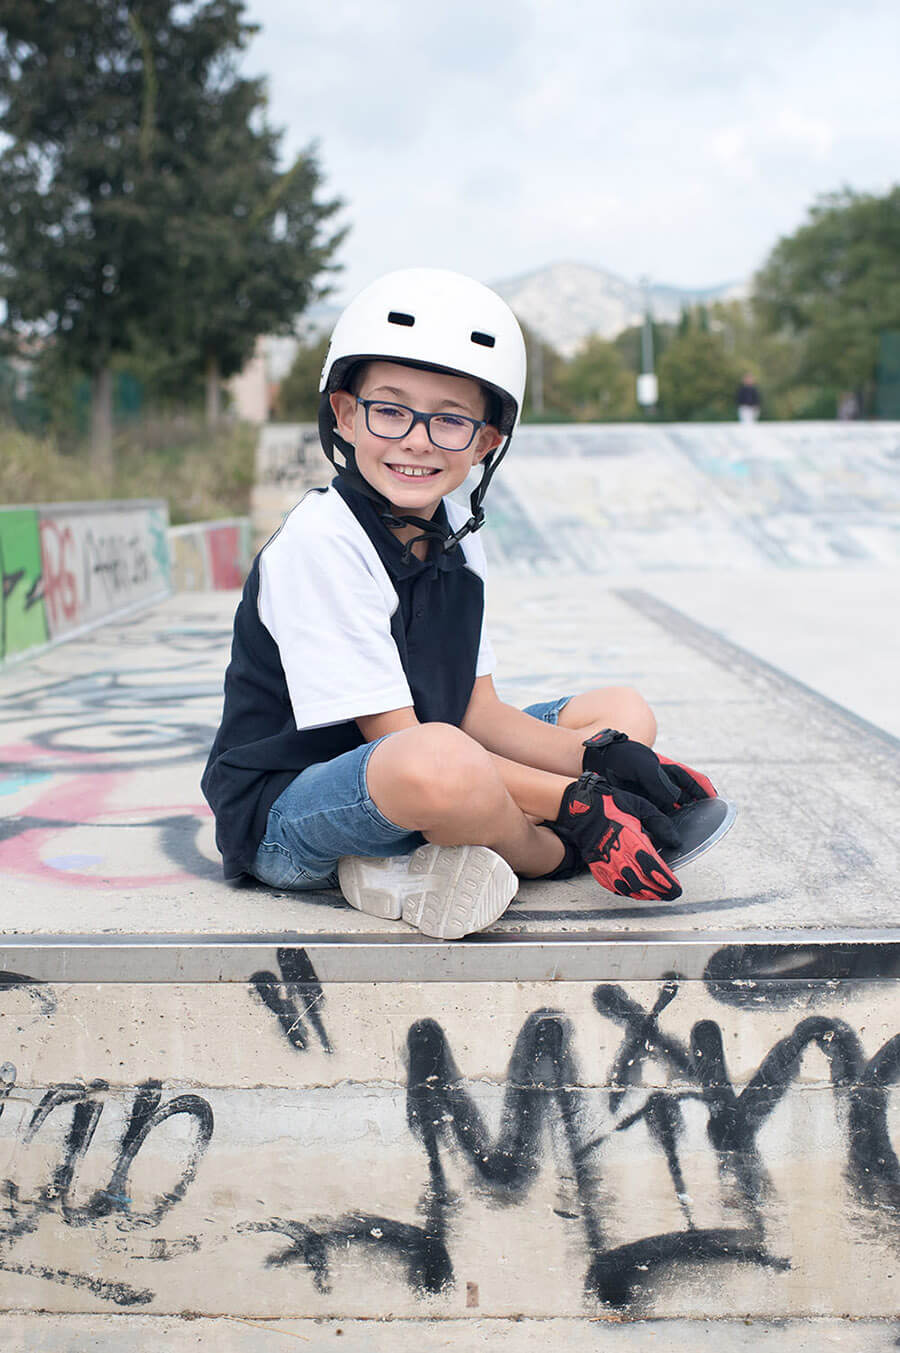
[{"xmin": 1, "ymin": 421, "xmax": 898, "ymax": 1347}]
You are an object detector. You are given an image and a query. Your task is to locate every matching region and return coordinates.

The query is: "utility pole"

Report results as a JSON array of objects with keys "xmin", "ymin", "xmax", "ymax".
[{"xmin": 636, "ymin": 274, "xmax": 658, "ymax": 416}]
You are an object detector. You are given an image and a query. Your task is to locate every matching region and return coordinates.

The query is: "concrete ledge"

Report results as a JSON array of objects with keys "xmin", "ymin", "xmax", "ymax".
[
  {"xmin": 2, "ymin": 1314, "xmax": 897, "ymax": 1351},
  {"xmin": 1, "ymin": 930, "xmax": 899, "ymax": 983},
  {"xmin": 0, "ymin": 973, "xmax": 897, "ymax": 1318}
]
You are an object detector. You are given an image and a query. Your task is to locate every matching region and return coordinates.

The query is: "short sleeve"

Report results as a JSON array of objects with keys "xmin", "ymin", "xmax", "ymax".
[{"xmin": 258, "ymin": 493, "xmax": 413, "ymax": 729}]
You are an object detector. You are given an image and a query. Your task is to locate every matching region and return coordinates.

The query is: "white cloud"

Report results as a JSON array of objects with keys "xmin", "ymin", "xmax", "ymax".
[
  {"xmin": 710, "ymin": 127, "xmax": 756, "ymax": 182},
  {"xmin": 774, "ymin": 109, "xmax": 834, "ymax": 160},
  {"xmin": 241, "ymin": 0, "xmax": 900, "ymax": 300}
]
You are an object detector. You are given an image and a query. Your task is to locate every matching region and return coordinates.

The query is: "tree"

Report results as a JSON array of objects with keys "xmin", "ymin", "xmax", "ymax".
[
  {"xmin": 518, "ymin": 323, "xmax": 568, "ymax": 421},
  {"xmin": 754, "ymin": 187, "xmax": 900, "ymax": 415},
  {"xmin": 276, "ymin": 334, "xmax": 330, "ymax": 421},
  {"xmin": 707, "ymin": 298, "xmax": 809, "ymax": 420},
  {"xmin": 613, "ymin": 319, "xmax": 676, "ymax": 377},
  {"xmin": 556, "ymin": 336, "xmax": 635, "ymax": 421},
  {"xmin": 0, "ymin": 1, "xmax": 343, "ymax": 467},
  {"xmin": 161, "ymin": 114, "xmax": 344, "ymax": 427},
  {"xmin": 657, "ymin": 320, "xmax": 742, "ymax": 420}
]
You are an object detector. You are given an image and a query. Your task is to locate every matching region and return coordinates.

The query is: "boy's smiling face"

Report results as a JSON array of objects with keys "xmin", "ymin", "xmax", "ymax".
[{"xmin": 331, "ymin": 361, "xmax": 502, "ymax": 526}]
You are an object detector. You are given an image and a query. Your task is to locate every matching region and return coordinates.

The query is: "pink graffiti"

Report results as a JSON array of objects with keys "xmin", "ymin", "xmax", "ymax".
[
  {"xmin": 39, "ymin": 519, "xmax": 79, "ymax": 630},
  {"xmin": 0, "ymin": 757, "xmax": 212, "ymax": 890},
  {"xmin": 206, "ymin": 525, "xmax": 243, "ymax": 589}
]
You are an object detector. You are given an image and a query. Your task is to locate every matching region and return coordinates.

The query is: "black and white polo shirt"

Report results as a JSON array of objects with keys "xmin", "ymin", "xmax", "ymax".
[{"xmin": 201, "ymin": 478, "xmax": 495, "ymax": 879}]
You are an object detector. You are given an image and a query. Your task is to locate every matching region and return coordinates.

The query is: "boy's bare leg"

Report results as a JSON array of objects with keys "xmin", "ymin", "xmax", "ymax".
[
  {"xmin": 365, "ymin": 723, "xmax": 567, "ymax": 878},
  {"xmin": 556, "ymin": 685, "xmax": 657, "ymax": 746}
]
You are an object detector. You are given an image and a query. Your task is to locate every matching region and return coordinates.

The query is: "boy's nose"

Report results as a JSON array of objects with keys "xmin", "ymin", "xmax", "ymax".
[{"xmin": 401, "ymin": 417, "xmax": 436, "ymax": 452}]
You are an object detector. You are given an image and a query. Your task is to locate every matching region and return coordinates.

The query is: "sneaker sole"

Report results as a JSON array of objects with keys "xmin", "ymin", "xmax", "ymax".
[{"xmin": 338, "ymin": 844, "xmax": 518, "ymax": 939}]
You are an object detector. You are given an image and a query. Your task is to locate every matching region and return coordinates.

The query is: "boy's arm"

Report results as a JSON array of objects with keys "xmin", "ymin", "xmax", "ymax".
[
  {"xmin": 461, "ymin": 675, "xmax": 584, "ymax": 778},
  {"xmin": 358, "ymin": 680, "xmax": 582, "ymax": 778},
  {"xmin": 358, "ymin": 694, "xmax": 572, "ymax": 823},
  {"xmin": 357, "ymin": 707, "xmax": 419, "ymax": 741}
]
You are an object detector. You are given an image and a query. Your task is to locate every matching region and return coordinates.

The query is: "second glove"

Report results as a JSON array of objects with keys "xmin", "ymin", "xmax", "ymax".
[{"xmin": 551, "ymin": 771, "xmax": 683, "ymax": 902}]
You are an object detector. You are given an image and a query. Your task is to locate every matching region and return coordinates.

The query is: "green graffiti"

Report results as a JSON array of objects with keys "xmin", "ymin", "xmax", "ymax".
[
  {"xmin": 148, "ymin": 507, "xmax": 171, "ymax": 586},
  {"xmin": 0, "ymin": 509, "xmax": 48, "ymax": 662}
]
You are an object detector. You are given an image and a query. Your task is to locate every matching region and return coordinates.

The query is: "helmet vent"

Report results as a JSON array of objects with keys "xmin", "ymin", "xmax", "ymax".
[
  {"xmin": 470, "ymin": 330, "xmax": 495, "ymax": 348},
  {"xmin": 387, "ymin": 310, "xmax": 415, "ymax": 327}
]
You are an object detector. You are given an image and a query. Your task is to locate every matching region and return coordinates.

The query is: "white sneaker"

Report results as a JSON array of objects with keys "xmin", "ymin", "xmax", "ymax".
[{"xmin": 337, "ymin": 843, "xmax": 518, "ymax": 939}]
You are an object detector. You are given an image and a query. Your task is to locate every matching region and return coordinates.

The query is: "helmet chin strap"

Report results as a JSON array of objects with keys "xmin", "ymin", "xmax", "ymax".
[{"xmin": 318, "ymin": 403, "xmax": 510, "ymax": 558}]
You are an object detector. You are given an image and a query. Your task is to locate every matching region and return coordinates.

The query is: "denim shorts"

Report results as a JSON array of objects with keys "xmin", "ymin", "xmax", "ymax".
[{"xmin": 249, "ymin": 697, "xmax": 573, "ymax": 892}]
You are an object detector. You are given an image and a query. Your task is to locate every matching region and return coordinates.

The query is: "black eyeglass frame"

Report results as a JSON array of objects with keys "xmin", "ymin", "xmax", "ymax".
[{"xmin": 356, "ymin": 396, "xmax": 486, "ymax": 452}]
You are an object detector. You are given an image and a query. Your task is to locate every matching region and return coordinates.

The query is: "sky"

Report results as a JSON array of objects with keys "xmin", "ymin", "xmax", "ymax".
[{"xmin": 241, "ymin": 0, "xmax": 900, "ymax": 306}]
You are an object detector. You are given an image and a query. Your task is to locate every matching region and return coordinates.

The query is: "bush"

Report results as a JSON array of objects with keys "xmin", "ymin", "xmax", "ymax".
[{"xmin": 0, "ymin": 417, "xmax": 256, "ymax": 524}]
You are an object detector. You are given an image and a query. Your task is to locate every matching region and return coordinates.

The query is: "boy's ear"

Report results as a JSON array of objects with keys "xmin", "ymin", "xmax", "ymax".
[
  {"xmin": 472, "ymin": 424, "xmax": 504, "ymax": 464},
  {"xmin": 330, "ymin": 389, "xmax": 357, "ymax": 441}
]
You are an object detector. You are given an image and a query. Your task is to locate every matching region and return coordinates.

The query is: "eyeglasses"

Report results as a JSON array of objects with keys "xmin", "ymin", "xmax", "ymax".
[{"xmin": 356, "ymin": 397, "xmax": 485, "ymax": 451}]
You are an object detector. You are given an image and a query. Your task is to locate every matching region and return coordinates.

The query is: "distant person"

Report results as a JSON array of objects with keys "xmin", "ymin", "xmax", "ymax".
[
  {"xmin": 837, "ymin": 391, "xmax": 859, "ymax": 421},
  {"xmin": 202, "ymin": 269, "xmax": 717, "ymax": 937},
  {"xmin": 736, "ymin": 372, "xmax": 761, "ymax": 423}
]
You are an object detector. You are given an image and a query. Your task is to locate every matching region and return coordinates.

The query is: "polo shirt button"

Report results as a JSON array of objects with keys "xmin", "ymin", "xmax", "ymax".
[{"xmin": 415, "ymin": 608, "xmax": 425, "ymax": 619}]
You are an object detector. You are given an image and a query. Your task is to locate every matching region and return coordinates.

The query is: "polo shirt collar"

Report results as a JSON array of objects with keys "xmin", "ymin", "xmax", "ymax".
[{"xmin": 333, "ymin": 478, "xmax": 465, "ymax": 579}]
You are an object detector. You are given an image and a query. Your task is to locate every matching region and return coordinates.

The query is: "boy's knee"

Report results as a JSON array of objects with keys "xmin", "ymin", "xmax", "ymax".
[
  {"xmin": 618, "ymin": 687, "xmax": 657, "ymax": 746},
  {"xmin": 385, "ymin": 723, "xmax": 502, "ymax": 822}
]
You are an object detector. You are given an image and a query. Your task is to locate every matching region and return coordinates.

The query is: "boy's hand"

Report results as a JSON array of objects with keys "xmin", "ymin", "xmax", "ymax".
[
  {"xmin": 552, "ymin": 772, "xmax": 683, "ymax": 901},
  {"xmin": 582, "ymin": 730, "xmax": 716, "ymax": 814}
]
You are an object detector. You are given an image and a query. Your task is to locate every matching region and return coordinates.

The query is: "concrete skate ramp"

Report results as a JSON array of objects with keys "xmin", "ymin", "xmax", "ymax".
[
  {"xmin": 482, "ymin": 421, "xmax": 900, "ymax": 572},
  {"xmin": 1, "ymin": 423, "xmax": 899, "ymax": 1330},
  {"xmin": 2, "ymin": 585, "xmax": 898, "ymax": 942}
]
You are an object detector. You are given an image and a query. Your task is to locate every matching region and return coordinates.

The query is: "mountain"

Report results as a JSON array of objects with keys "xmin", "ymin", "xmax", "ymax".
[
  {"xmin": 291, "ymin": 262, "xmax": 748, "ymax": 360},
  {"xmin": 492, "ymin": 262, "xmax": 747, "ymax": 357}
]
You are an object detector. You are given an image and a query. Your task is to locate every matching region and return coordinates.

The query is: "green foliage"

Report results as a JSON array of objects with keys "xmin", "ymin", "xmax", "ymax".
[
  {"xmin": 165, "ymin": 132, "xmax": 345, "ymax": 385},
  {"xmin": 705, "ymin": 298, "xmax": 808, "ymax": 419},
  {"xmin": 875, "ymin": 331, "xmax": 900, "ymax": 419},
  {"xmin": 276, "ymin": 335, "xmax": 330, "ymax": 421},
  {"xmin": 0, "ymin": 417, "xmax": 255, "ymax": 523},
  {"xmin": 0, "ymin": 1, "xmax": 344, "ymax": 443},
  {"xmin": 113, "ymin": 418, "xmax": 256, "ymax": 523},
  {"xmin": 556, "ymin": 336, "xmax": 636, "ymax": 421},
  {"xmin": 613, "ymin": 320, "xmax": 676, "ymax": 375},
  {"xmin": 754, "ymin": 187, "xmax": 900, "ymax": 412},
  {"xmin": 519, "ymin": 323, "xmax": 570, "ymax": 421},
  {"xmin": 657, "ymin": 320, "xmax": 742, "ymax": 420}
]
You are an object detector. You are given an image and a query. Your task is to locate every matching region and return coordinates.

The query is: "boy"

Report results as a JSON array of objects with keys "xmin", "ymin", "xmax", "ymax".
[{"xmin": 202, "ymin": 268, "xmax": 715, "ymax": 938}]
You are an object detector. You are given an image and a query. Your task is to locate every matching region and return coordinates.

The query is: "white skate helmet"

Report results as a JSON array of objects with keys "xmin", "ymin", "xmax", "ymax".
[
  {"xmin": 319, "ymin": 267, "xmax": 526, "ymax": 433},
  {"xmin": 317, "ymin": 268, "xmax": 526, "ymax": 548}
]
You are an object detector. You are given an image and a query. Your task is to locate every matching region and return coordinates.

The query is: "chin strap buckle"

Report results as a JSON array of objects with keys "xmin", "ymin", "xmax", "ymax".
[{"xmin": 442, "ymin": 513, "xmax": 483, "ymax": 552}]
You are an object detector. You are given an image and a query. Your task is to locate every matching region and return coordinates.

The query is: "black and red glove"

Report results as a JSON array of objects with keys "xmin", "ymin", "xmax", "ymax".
[
  {"xmin": 582, "ymin": 729, "xmax": 716, "ymax": 814},
  {"xmin": 552, "ymin": 772, "xmax": 682, "ymax": 901}
]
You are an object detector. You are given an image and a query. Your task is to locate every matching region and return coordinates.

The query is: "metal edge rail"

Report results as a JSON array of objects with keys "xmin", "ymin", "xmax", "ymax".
[{"xmin": 1, "ymin": 929, "xmax": 899, "ymax": 984}]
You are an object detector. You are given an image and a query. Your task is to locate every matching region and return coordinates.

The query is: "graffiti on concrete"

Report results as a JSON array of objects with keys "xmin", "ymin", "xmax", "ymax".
[
  {"xmin": 703, "ymin": 941, "xmax": 900, "ymax": 1007},
  {"xmin": 255, "ymin": 424, "xmax": 321, "ymax": 485},
  {"xmin": 0, "ymin": 756, "xmax": 216, "ymax": 889},
  {"xmin": 0, "ymin": 502, "xmax": 170, "ymax": 665},
  {"xmin": 0, "ymin": 658, "xmax": 221, "ymax": 888},
  {"xmin": 247, "ymin": 976, "xmax": 900, "ymax": 1311},
  {"xmin": 0, "ymin": 968, "xmax": 897, "ymax": 1312},
  {"xmin": 170, "ymin": 519, "xmax": 252, "ymax": 592},
  {"xmin": 251, "ymin": 947, "xmax": 332, "ymax": 1054},
  {"xmin": 0, "ymin": 509, "xmax": 48, "ymax": 662},
  {"xmin": 37, "ymin": 505, "xmax": 170, "ymax": 642},
  {"xmin": 0, "ymin": 1053, "xmax": 213, "ymax": 1307}
]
